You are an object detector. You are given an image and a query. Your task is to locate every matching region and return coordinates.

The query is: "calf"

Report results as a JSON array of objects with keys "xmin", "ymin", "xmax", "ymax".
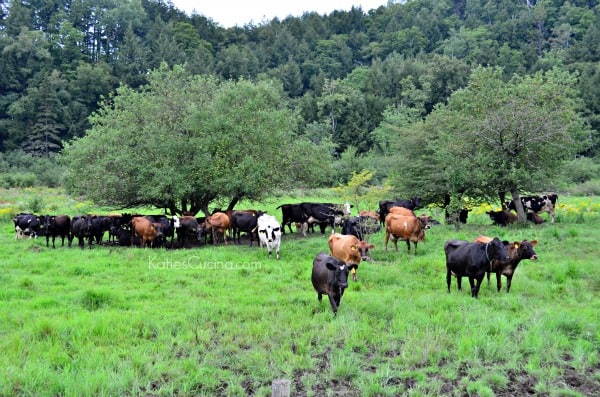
[
  {"xmin": 444, "ymin": 237, "xmax": 509, "ymax": 298},
  {"xmin": 384, "ymin": 214, "xmax": 427, "ymax": 254},
  {"xmin": 311, "ymin": 253, "xmax": 357, "ymax": 315},
  {"xmin": 328, "ymin": 233, "xmax": 374, "ymax": 282},
  {"xmin": 43, "ymin": 215, "xmax": 71, "ymax": 248},
  {"xmin": 474, "ymin": 235, "xmax": 538, "ymax": 292},
  {"xmin": 257, "ymin": 214, "xmax": 282, "ymax": 260}
]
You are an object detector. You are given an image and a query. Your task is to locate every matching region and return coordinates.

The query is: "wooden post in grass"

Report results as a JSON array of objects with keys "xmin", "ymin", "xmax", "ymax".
[{"xmin": 271, "ymin": 379, "xmax": 290, "ymax": 397}]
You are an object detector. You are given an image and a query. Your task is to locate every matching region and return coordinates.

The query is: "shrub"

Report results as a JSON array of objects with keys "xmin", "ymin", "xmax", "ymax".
[{"xmin": 561, "ymin": 157, "xmax": 600, "ymax": 184}]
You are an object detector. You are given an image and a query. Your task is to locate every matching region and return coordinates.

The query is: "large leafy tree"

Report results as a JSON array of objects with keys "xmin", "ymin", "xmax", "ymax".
[
  {"xmin": 388, "ymin": 66, "xmax": 590, "ymax": 222},
  {"xmin": 62, "ymin": 64, "xmax": 329, "ymax": 215}
]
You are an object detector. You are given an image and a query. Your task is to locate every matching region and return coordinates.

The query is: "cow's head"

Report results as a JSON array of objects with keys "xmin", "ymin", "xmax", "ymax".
[
  {"xmin": 325, "ymin": 260, "xmax": 357, "ymax": 291},
  {"xmin": 516, "ymin": 240, "xmax": 538, "ymax": 260}
]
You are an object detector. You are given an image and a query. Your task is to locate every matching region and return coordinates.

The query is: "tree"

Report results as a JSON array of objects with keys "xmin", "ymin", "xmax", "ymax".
[
  {"xmin": 61, "ymin": 64, "xmax": 330, "ymax": 215},
  {"xmin": 389, "ymin": 66, "xmax": 589, "ymax": 223}
]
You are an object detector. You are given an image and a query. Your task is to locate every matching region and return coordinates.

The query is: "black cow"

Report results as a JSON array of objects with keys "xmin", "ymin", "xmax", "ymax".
[
  {"xmin": 277, "ymin": 203, "xmax": 304, "ymax": 234},
  {"xmin": 487, "ymin": 210, "xmax": 517, "ymax": 227},
  {"xmin": 378, "ymin": 197, "xmax": 422, "ymax": 226},
  {"xmin": 174, "ymin": 215, "xmax": 202, "ymax": 248},
  {"xmin": 153, "ymin": 216, "xmax": 175, "ymax": 247},
  {"xmin": 311, "ymin": 252, "xmax": 357, "ymax": 315},
  {"xmin": 231, "ymin": 211, "xmax": 264, "ymax": 246},
  {"xmin": 90, "ymin": 216, "xmax": 112, "ymax": 245},
  {"xmin": 341, "ymin": 215, "xmax": 381, "ymax": 240},
  {"xmin": 507, "ymin": 194, "xmax": 558, "ymax": 224},
  {"xmin": 69, "ymin": 215, "xmax": 94, "ymax": 249},
  {"xmin": 43, "ymin": 215, "xmax": 71, "ymax": 248},
  {"xmin": 13, "ymin": 213, "xmax": 44, "ymax": 239},
  {"xmin": 301, "ymin": 202, "xmax": 346, "ymax": 235},
  {"xmin": 444, "ymin": 237, "xmax": 509, "ymax": 298}
]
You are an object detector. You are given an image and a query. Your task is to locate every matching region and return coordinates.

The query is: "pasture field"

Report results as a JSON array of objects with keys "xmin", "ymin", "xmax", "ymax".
[{"xmin": 1, "ymin": 188, "xmax": 600, "ymax": 396}]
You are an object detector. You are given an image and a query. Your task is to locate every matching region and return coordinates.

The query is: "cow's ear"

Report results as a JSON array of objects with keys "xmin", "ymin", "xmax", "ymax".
[
  {"xmin": 348, "ymin": 264, "xmax": 358, "ymax": 270},
  {"xmin": 513, "ymin": 242, "xmax": 520, "ymax": 249},
  {"xmin": 325, "ymin": 261, "xmax": 338, "ymax": 271},
  {"xmin": 368, "ymin": 244, "xmax": 375, "ymax": 249},
  {"xmin": 530, "ymin": 240, "xmax": 538, "ymax": 246}
]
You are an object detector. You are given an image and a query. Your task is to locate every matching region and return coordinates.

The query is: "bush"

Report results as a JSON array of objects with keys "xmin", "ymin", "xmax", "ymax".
[
  {"xmin": 0, "ymin": 172, "xmax": 37, "ymax": 188},
  {"xmin": 561, "ymin": 157, "xmax": 600, "ymax": 184},
  {"xmin": 568, "ymin": 179, "xmax": 600, "ymax": 196}
]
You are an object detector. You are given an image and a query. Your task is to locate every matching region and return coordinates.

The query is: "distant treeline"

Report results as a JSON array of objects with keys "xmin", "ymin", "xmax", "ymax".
[{"xmin": 1, "ymin": 0, "xmax": 599, "ymax": 162}]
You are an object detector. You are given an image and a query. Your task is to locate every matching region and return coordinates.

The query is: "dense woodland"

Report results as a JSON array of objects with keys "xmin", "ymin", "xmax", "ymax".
[{"xmin": 1, "ymin": 0, "xmax": 600, "ymax": 202}]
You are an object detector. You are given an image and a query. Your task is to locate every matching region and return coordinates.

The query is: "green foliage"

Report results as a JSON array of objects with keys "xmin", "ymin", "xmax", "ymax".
[
  {"xmin": 333, "ymin": 169, "xmax": 391, "ymax": 212},
  {"xmin": 62, "ymin": 65, "xmax": 331, "ymax": 214},
  {"xmin": 561, "ymin": 157, "xmax": 600, "ymax": 184}
]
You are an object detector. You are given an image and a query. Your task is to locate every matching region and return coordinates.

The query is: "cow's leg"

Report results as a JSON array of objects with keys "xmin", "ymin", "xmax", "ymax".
[
  {"xmin": 457, "ymin": 275, "xmax": 463, "ymax": 291},
  {"xmin": 384, "ymin": 232, "xmax": 390, "ymax": 252},
  {"xmin": 550, "ymin": 208, "xmax": 555, "ymax": 225},
  {"xmin": 471, "ymin": 276, "xmax": 484, "ymax": 298},
  {"xmin": 496, "ymin": 272, "xmax": 503, "ymax": 292},
  {"xmin": 505, "ymin": 275, "xmax": 513, "ymax": 293},
  {"xmin": 405, "ymin": 239, "xmax": 411, "ymax": 254},
  {"xmin": 413, "ymin": 241, "xmax": 418, "ymax": 256},
  {"xmin": 446, "ymin": 268, "xmax": 452, "ymax": 292},
  {"xmin": 468, "ymin": 277, "xmax": 476, "ymax": 297},
  {"xmin": 52, "ymin": 236, "xmax": 56, "ymax": 249},
  {"xmin": 328, "ymin": 294, "xmax": 339, "ymax": 315}
]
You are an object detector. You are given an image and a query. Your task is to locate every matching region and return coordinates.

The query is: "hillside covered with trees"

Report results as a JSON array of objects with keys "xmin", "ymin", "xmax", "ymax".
[{"xmin": 1, "ymin": 0, "xmax": 599, "ymax": 207}]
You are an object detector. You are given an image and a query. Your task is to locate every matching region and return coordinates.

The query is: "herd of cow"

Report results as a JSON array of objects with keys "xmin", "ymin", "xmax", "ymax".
[{"xmin": 12, "ymin": 193, "xmax": 556, "ymax": 315}]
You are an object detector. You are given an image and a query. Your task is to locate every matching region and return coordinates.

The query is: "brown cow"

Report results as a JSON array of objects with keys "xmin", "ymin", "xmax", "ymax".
[
  {"xmin": 388, "ymin": 206, "xmax": 433, "ymax": 229},
  {"xmin": 474, "ymin": 235, "xmax": 538, "ymax": 292},
  {"xmin": 389, "ymin": 206, "xmax": 415, "ymax": 216},
  {"xmin": 205, "ymin": 212, "xmax": 231, "ymax": 245},
  {"xmin": 384, "ymin": 214, "xmax": 427, "ymax": 254},
  {"xmin": 131, "ymin": 216, "xmax": 158, "ymax": 248},
  {"xmin": 328, "ymin": 233, "xmax": 375, "ymax": 282}
]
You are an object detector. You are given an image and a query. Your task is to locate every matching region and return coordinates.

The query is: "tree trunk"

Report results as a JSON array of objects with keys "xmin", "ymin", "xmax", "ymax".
[
  {"xmin": 510, "ymin": 190, "xmax": 527, "ymax": 223},
  {"xmin": 226, "ymin": 195, "xmax": 240, "ymax": 211}
]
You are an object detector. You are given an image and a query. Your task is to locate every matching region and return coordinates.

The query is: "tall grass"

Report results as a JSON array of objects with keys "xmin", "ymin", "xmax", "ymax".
[{"xmin": 0, "ymin": 189, "xmax": 599, "ymax": 396}]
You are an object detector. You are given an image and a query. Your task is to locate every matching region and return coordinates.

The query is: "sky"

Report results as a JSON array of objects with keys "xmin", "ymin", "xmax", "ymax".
[{"xmin": 170, "ymin": 0, "xmax": 391, "ymax": 28}]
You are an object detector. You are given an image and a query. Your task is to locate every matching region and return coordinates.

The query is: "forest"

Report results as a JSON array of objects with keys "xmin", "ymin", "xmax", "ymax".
[{"xmin": 1, "ymin": 0, "xmax": 600, "ymax": 206}]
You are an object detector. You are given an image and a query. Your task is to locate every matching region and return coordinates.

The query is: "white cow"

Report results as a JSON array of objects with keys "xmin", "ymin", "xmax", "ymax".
[{"xmin": 257, "ymin": 214, "xmax": 282, "ymax": 260}]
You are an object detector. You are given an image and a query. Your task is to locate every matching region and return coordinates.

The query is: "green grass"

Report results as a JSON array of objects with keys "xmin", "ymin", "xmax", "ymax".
[{"xmin": 1, "ymin": 188, "xmax": 600, "ymax": 396}]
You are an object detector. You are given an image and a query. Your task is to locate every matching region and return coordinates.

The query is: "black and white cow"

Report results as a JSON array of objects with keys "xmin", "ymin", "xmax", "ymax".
[
  {"xmin": 257, "ymin": 214, "xmax": 282, "ymax": 260},
  {"xmin": 13, "ymin": 213, "xmax": 44, "ymax": 239},
  {"xmin": 507, "ymin": 194, "xmax": 558, "ymax": 224}
]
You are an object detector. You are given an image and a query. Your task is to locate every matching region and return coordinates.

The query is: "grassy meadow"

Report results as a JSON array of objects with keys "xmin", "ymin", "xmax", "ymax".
[{"xmin": 1, "ymin": 188, "xmax": 600, "ymax": 396}]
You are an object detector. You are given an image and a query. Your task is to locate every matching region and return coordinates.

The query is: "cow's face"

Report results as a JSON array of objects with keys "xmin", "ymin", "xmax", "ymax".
[
  {"xmin": 326, "ymin": 261, "xmax": 350, "ymax": 290},
  {"xmin": 517, "ymin": 240, "xmax": 538, "ymax": 260}
]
